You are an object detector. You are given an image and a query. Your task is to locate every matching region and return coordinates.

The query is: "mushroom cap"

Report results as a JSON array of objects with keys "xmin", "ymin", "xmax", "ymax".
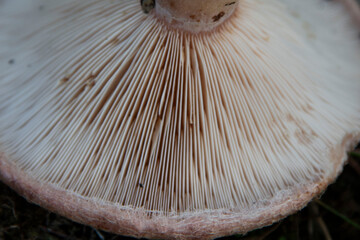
[{"xmin": 0, "ymin": 0, "xmax": 360, "ymax": 239}]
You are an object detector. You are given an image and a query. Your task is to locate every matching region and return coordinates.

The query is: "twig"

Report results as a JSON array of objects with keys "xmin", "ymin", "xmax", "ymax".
[
  {"xmin": 349, "ymin": 151, "xmax": 360, "ymax": 159},
  {"xmin": 93, "ymin": 228, "xmax": 105, "ymax": 240},
  {"xmin": 310, "ymin": 203, "xmax": 332, "ymax": 240},
  {"xmin": 40, "ymin": 226, "xmax": 75, "ymax": 240},
  {"xmin": 315, "ymin": 200, "xmax": 360, "ymax": 230},
  {"xmin": 241, "ymin": 222, "xmax": 281, "ymax": 240},
  {"xmin": 316, "ymin": 217, "xmax": 332, "ymax": 240},
  {"xmin": 349, "ymin": 158, "xmax": 360, "ymax": 176},
  {"xmin": 0, "ymin": 225, "xmax": 20, "ymax": 232}
]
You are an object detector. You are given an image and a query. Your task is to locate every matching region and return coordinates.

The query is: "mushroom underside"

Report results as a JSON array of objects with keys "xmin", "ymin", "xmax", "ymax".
[
  {"xmin": 1, "ymin": 133, "xmax": 359, "ymax": 239},
  {"xmin": 0, "ymin": 0, "xmax": 360, "ymax": 239}
]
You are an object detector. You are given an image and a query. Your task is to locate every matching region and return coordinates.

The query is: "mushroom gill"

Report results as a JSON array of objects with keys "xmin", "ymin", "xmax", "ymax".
[{"xmin": 0, "ymin": 0, "xmax": 359, "ymax": 239}]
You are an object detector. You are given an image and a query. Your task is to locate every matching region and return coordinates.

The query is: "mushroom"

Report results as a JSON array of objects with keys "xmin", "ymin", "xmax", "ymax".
[{"xmin": 0, "ymin": 0, "xmax": 359, "ymax": 239}]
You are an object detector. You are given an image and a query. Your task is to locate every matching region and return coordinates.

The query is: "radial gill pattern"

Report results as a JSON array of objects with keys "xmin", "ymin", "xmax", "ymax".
[{"xmin": 0, "ymin": 0, "xmax": 359, "ymax": 215}]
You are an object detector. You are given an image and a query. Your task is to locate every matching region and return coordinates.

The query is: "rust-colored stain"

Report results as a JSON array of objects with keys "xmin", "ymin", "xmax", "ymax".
[{"xmin": 213, "ymin": 12, "xmax": 225, "ymax": 22}]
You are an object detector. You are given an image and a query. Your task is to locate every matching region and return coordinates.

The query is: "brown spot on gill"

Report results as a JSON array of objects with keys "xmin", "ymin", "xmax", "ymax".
[
  {"xmin": 295, "ymin": 127, "xmax": 318, "ymax": 145},
  {"xmin": 212, "ymin": 12, "xmax": 225, "ymax": 22},
  {"xmin": 86, "ymin": 79, "xmax": 96, "ymax": 88},
  {"xmin": 225, "ymin": 2, "xmax": 236, "ymax": 6},
  {"xmin": 58, "ymin": 73, "xmax": 72, "ymax": 86}
]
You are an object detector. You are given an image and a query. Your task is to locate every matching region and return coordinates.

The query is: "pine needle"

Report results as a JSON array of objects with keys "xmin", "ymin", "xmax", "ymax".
[{"xmin": 315, "ymin": 200, "xmax": 360, "ymax": 231}]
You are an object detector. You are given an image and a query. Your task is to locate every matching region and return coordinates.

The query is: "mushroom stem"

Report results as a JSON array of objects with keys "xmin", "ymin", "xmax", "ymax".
[
  {"xmin": 338, "ymin": 0, "xmax": 360, "ymax": 27},
  {"xmin": 154, "ymin": 0, "xmax": 240, "ymax": 32}
]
